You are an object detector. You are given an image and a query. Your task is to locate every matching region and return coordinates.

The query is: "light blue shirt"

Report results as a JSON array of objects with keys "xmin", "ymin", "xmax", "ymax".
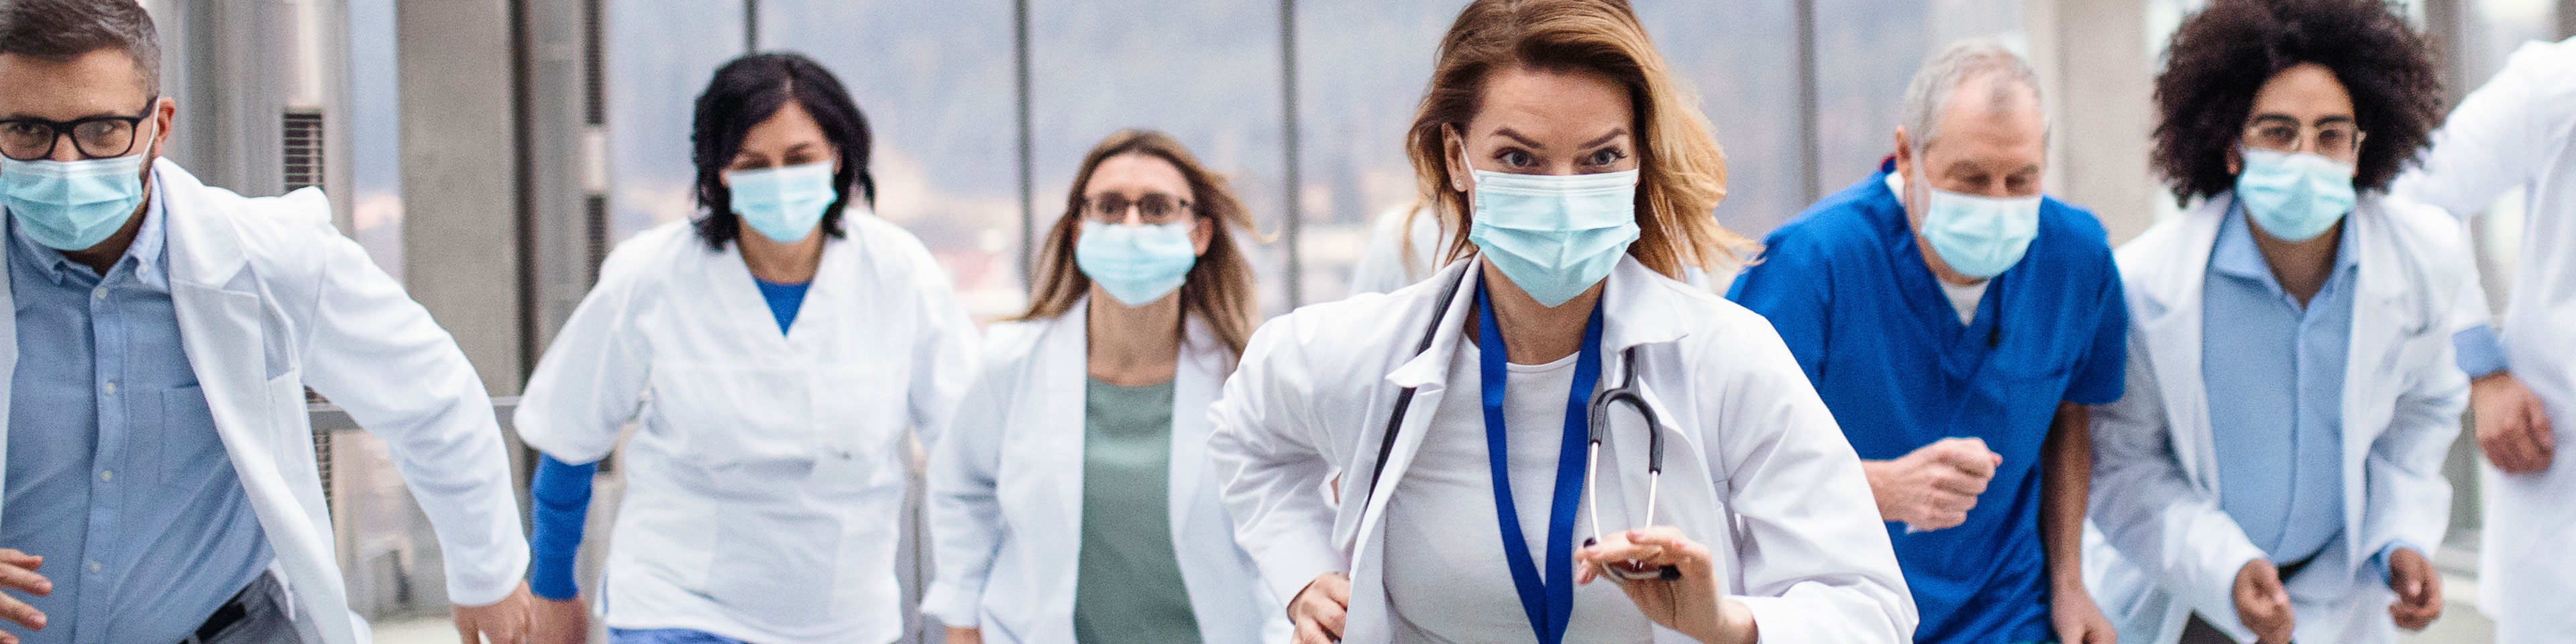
[
  {"xmin": 2200, "ymin": 203, "xmax": 2412, "ymax": 582},
  {"xmin": 2202, "ymin": 203, "xmax": 2355, "ymax": 569},
  {"xmin": 0, "ymin": 190, "xmax": 272, "ymax": 644}
]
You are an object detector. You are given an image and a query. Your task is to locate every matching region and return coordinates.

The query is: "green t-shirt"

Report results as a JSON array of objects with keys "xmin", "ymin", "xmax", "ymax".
[{"xmin": 1073, "ymin": 377, "xmax": 1202, "ymax": 644}]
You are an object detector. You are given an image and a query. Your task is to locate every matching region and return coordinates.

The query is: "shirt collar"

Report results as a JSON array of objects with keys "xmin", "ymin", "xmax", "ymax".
[
  {"xmin": 2209, "ymin": 197, "xmax": 2359, "ymax": 286},
  {"xmin": 7, "ymin": 174, "xmax": 170, "ymax": 289}
]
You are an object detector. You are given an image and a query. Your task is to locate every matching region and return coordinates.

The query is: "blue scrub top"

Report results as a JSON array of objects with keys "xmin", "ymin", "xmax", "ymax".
[{"xmin": 1727, "ymin": 160, "xmax": 2127, "ymax": 644}]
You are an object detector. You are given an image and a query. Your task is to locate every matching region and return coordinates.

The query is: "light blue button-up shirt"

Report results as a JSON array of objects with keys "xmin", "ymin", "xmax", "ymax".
[
  {"xmin": 2202, "ymin": 203, "xmax": 2355, "ymax": 570},
  {"xmin": 0, "ymin": 189, "xmax": 272, "ymax": 644}
]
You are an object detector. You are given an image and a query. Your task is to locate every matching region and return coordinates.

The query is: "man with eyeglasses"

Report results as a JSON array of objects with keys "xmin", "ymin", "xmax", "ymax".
[
  {"xmin": 2085, "ymin": 1, "xmax": 2467, "ymax": 643},
  {"xmin": 0, "ymin": 1, "xmax": 533, "ymax": 643}
]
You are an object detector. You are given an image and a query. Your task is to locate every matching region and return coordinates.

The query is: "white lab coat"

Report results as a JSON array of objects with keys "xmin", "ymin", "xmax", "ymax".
[
  {"xmin": 1208, "ymin": 256, "xmax": 1915, "ymax": 644},
  {"xmin": 2388, "ymin": 36, "xmax": 2576, "ymax": 642},
  {"xmin": 514, "ymin": 217, "xmax": 978, "ymax": 643},
  {"xmin": 2083, "ymin": 193, "xmax": 2470, "ymax": 644},
  {"xmin": 920, "ymin": 299, "xmax": 1287, "ymax": 643},
  {"xmin": 0, "ymin": 160, "xmax": 530, "ymax": 644}
]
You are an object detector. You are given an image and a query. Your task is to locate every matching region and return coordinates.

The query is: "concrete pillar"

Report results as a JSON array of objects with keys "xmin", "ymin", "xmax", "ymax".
[
  {"xmin": 396, "ymin": 0, "xmax": 523, "ymax": 396},
  {"xmin": 2025, "ymin": 0, "xmax": 2160, "ymax": 244}
]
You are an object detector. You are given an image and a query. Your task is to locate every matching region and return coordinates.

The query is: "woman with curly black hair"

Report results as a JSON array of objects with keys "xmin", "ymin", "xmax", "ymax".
[{"xmin": 2085, "ymin": 1, "xmax": 2476, "ymax": 644}]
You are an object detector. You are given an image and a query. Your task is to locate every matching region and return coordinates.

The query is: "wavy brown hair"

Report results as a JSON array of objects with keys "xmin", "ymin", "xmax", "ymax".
[
  {"xmin": 1406, "ymin": 0, "xmax": 1754, "ymax": 279},
  {"xmin": 1016, "ymin": 130, "xmax": 1260, "ymax": 357},
  {"xmin": 2150, "ymin": 0, "xmax": 2441, "ymax": 205}
]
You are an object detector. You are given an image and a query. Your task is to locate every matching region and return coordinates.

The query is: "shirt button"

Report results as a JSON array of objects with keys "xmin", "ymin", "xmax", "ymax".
[
  {"xmin": 87, "ymin": 561, "xmax": 99, "ymax": 574},
  {"xmin": 102, "ymin": 382, "xmax": 117, "ymax": 395},
  {"xmin": 91, "ymin": 286, "xmax": 106, "ymax": 299},
  {"xmin": 98, "ymin": 470, "xmax": 112, "ymax": 482}
]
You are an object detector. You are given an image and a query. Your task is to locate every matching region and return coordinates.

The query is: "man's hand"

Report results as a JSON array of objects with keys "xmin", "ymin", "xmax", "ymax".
[
  {"xmin": 2049, "ymin": 582, "xmax": 2116, "ymax": 644},
  {"xmin": 2472, "ymin": 372, "xmax": 2557, "ymax": 473},
  {"xmin": 1862, "ymin": 437, "xmax": 2003, "ymax": 531},
  {"xmin": 1577, "ymin": 527, "xmax": 1755, "ymax": 644},
  {"xmin": 1288, "ymin": 572, "xmax": 1351, "ymax": 644},
  {"xmin": 453, "ymin": 582, "xmax": 533, "ymax": 644},
  {"xmin": 0, "ymin": 549, "xmax": 49, "ymax": 643},
  {"xmin": 2233, "ymin": 560, "xmax": 2294, "ymax": 644},
  {"xmin": 2385, "ymin": 547, "xmax": 2443, "ymax": 631},
  {"xmin": 529, "ymin": 594, "xmax": 587, "ymax": 644}
]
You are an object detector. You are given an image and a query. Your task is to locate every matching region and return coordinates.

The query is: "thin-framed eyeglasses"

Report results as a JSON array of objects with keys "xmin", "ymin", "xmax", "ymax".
[
  {"xmin": 2241, "ymin": 115, "xmax": 2364, "ymax": 161},
  {"xmin": 0, "ymin": 97, "xmax": 158, "ymax": 162},
  {"xmin": 1080, "ymin": 192, "xmax": 1193, "ymax": 225}
]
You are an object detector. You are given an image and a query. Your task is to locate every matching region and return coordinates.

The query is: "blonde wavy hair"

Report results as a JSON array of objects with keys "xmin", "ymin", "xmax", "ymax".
[{"xmin": 1405, "ymin": 0, "xmax": 1754, "ymax": 278}]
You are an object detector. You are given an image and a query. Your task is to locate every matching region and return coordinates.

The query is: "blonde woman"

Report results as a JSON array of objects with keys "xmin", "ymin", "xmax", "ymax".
[
  {"xmin": 925, "ymin": 130, "xmax": 1284, "ymax": 644},
  {"xmin": 1206, "ymin": 1, "xmax": 1913, "ymax": 643}
]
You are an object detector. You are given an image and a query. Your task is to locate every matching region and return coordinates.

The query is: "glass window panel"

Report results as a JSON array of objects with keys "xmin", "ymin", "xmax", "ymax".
[
  {"xmin": 759, "ymin": 0, "xmax": 1025, "ymax": 318},
  {"xmin": 604, "ymin": 1, "xmax": 747, "ymax": 243},
  {"xmin": 1028, "ymin": 0, "xmax": 1290, "ymax": 311}
]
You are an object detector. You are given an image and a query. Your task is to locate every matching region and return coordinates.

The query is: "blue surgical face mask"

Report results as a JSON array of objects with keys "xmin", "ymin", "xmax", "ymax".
[
  {"xmin": 1075, "ymin": 219, "xmax": 1199, "ymax": 307},
  {"xmin": 2234, "ymin": 147, "xmax": 2355, "ymax": 243},
  {"xmin": 2, "ymin": 153, "xmax": 150, "ymax": 251},
  {"xmin": 1459, "ymin": 148, "xmax": 1640, "ymax": 308},
  {"xmin": 1905, "ymin": 161, "xmax": 2041, "ymax": 279},
  {"xmin": 725, "ymin": 160, "xmax": 839, "ymax": 244}
]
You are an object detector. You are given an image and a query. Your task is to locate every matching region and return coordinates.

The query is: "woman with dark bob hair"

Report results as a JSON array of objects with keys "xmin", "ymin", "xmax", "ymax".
[
  {"xmin": 512, "ymin": 52, "xmax": 981, "ymax": 644},
  {"xmin": 2088, "ymin": 1, "xmax": 2474, "ymax": 644}
]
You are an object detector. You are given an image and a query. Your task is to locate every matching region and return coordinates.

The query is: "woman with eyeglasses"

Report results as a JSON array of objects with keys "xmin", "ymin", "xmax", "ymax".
[
  {"xmin": 513, "ymin": 52, "xmax": 980, "ymax": 644},
  {"xmin": 923, "ymin": 129, "xmax": 1283, "ymax": 644},
  {"xmin": 1203, "ymin": 1, "xmax": 1912, "ymax": 643},
  {"xmin": 2084, "ymin": 1, "xmax": 2469, "ymax": 643}
]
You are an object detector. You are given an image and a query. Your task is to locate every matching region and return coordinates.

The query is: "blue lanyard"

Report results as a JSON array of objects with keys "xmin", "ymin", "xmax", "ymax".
[{"xmin": 1475, "ymin": 282, "xmax": 1605, "ymax": 644}]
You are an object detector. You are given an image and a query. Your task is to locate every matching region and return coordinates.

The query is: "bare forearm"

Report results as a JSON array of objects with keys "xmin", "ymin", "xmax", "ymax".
[{"xmin": 2042, "ymin": 402, "xmax": 2092, "ymax": 590}]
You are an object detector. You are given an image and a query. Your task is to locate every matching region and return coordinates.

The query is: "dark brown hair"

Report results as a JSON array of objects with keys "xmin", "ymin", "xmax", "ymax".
[
  {"xmin": 690, "ymin": 52, "xmax": 875, "ymax": 250},
  {"xmin": 0, "ymin": 0, "xmax": 160, "ymax": 93},
  {"xmin": 2150, "ymin": 0, "xmax": 2441, "ymax": 204},
  {"xmin": 1405, "ymin": 0, "xmax": 1753, "ymax": 279},
  {"xmin": 1017, "ymin": 130, "xmax": 1260, "ymax": 358}
]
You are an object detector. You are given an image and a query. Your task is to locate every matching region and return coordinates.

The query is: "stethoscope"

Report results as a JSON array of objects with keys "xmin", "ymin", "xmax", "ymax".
[{"xmin": 1362, "ymin": 269, "xmax": 1678, "ymax": 582}]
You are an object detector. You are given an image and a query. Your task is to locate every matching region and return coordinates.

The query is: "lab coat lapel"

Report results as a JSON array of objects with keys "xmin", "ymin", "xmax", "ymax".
[
  {"xmin": 2337, "ymin": 199, "xmax": 2410, "ymax": 574},
  {"xmin": 1352, "ymin": 260, "xmax": 1479, "ymax": 558},
  {"xmin": 1168, "ymin": 318, "xmax": 1221, "ymax": 542},
  {"xmin": 1040, "ymin": 299, "xmax": 1091, "ymax": 560},
  {"xmin": 160, "ymin": 163, "xmax": 360, "ymax": 640},
  {"xmin": 2133, "ymin": 197, "xmax": 2229, "ymax": 490}
]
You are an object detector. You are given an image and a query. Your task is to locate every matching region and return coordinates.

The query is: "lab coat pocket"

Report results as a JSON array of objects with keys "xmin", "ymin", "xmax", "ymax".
[
  {"xmin": 651, "ymin": 362, "xmax": 818, "ymax": 474},
  {"xmin": 808, "ymin": 363, "xmax": 905, "ymax": 496}
]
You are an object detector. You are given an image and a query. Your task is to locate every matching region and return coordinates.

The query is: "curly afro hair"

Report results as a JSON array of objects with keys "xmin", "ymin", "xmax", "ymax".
[{"xmin": 2149, "ymin": 0, "xmax": 2442, "ymax": 205}]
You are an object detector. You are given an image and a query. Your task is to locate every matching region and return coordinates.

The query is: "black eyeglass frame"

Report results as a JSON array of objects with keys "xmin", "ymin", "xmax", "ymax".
[{"xmin": 0, "ymin": 96, "xmax": 160, "ymax": 162}]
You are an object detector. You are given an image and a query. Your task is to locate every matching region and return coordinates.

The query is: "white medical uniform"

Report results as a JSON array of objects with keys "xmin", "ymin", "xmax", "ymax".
[
  {"xmin": 514, "ymin": 217, "xmax": 978, "ymax": 643},
  {"xmin": 2084, "ymin": 193, "xmax": 2469, "ymax": 644},
  {"xmin": 2388, "ymin": 36, "xmax": 2576, "ymax": 643},
  {"xmin": 921, "ymin": 299, "xmax": 1285, "ymax": 643},
  {"xmin": 0, "ymin": 160, "xmax": 531, "ymax": 644},
  {"xmin": 1209, "ymin": 256, "xmax": 1915, "ymax": 644}
]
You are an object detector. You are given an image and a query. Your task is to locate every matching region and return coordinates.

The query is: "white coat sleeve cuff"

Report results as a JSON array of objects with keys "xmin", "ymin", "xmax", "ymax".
[
  {"xmin": 1731, "ymin": 593, "xmax": 1904, "ymax": 644},
  {"xmin": 920, "ymin": 580, "xmax": 981, "ymax": 629},
  {"xmin": 443, "ymin": 545, "xmax": 529, "ymax": 607},
  {"xmin": 1259, "ymin": 541, "xmax": 1346, "ymax": 610}
]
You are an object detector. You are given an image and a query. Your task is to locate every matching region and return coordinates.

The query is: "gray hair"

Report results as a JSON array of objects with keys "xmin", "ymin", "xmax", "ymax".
[
  {"xmin": 0, "ymin": 0, "xmax": 162, "ymax": 93},
  {"xmin": 1899, "ymin": 39, "xmax": 2041, "ymax": 154}
]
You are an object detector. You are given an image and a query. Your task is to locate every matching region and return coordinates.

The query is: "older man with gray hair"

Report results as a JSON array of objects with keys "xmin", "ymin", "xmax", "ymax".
[{"xmin": 1727, "ymin": 40, "xmax": 2125, "ymax": 644}]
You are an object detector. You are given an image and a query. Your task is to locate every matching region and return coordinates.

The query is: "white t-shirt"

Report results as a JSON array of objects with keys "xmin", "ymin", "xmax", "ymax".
[{"xmin": 1381, "ymin": 343, "xmax": 1656, "ymax": 643}]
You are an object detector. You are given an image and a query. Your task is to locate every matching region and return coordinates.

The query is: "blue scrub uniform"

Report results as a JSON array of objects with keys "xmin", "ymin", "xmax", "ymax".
[{"xmin": 1727, "ymin": 160, "xmax": 2126, "ymax": 644}]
